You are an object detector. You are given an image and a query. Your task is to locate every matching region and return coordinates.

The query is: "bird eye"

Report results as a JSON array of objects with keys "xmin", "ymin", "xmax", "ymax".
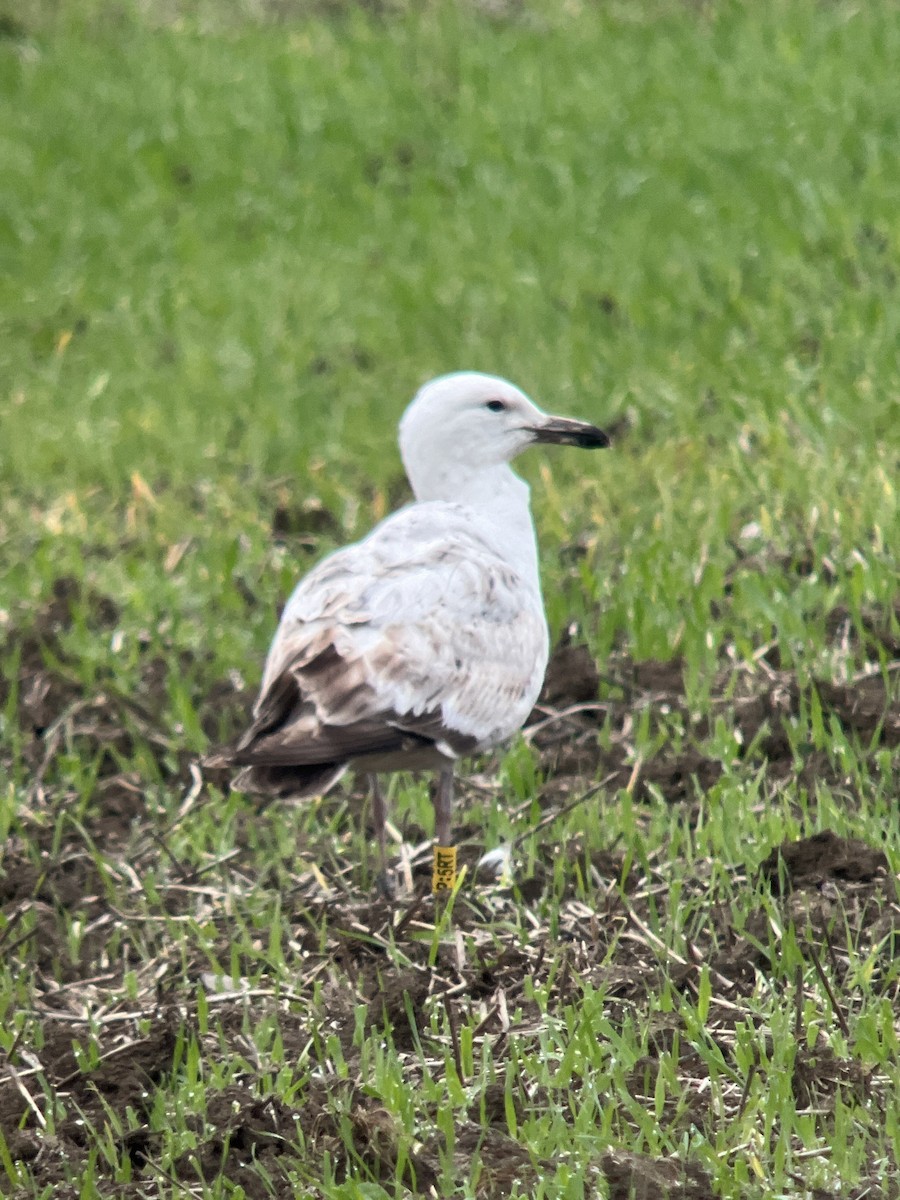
[{"xmin": 485, "ymin": 399, "xmax": 506, "ymax": 413}]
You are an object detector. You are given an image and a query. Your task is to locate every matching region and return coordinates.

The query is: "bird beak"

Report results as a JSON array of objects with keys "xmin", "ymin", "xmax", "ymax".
[{"xmin": 526, "ymin": 416, "xmax": 610, "ymax": 449}]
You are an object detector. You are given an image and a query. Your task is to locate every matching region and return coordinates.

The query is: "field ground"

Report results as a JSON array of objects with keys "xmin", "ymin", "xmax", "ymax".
[{"xmin": 1, "ymin": 1, "xmax": 899, "ymax": 1197}]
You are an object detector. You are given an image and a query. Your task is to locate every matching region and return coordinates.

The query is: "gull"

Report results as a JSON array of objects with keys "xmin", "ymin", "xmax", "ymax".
[{"xmin": 218, "ymin": 372, "xmax": 608, "ymax": 892}]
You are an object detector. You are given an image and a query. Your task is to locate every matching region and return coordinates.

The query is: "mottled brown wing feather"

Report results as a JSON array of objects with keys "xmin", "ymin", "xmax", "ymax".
[{"xmin": 229, "ymin": 639, "xmax": 478, "ymax": 771}]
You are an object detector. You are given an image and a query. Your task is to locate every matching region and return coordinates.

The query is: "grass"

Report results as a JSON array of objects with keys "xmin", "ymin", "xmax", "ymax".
[{"xmin": 1, "ymin": 0, "xmax": 899, "ymax": 1196}]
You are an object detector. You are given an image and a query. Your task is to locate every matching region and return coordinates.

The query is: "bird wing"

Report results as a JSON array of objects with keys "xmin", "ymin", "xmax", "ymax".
[{"xmin": 230, "ymin": 503, "xmax": 549, "ymax": 771}]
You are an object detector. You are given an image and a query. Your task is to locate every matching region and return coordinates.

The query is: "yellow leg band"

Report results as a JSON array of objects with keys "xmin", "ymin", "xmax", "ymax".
[{"xmin": 432, "ymin": 845, "xmax": 457, "ymax": 893}]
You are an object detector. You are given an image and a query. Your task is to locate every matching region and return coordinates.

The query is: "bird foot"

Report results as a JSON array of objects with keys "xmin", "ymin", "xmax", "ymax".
[{"xmin": 374, "ymin": 867, "xmax": 398, "ymax": 901}]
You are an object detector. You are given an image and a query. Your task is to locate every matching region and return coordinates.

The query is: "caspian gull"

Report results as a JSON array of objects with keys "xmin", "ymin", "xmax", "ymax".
[{"xmin": 219, "ymin": 372, "xmax": 608, "ymax": 892}]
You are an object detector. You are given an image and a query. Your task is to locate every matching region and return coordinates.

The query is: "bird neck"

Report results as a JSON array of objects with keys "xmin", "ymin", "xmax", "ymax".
[{"xmin": 416, "ymin": 463, "xmax": 542, "ymax": 595}]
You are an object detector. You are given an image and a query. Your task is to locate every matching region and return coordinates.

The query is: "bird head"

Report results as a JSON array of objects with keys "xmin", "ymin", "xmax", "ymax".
[{"xmin": 399, "ymin": 372, "xmax": 608, "ymax": 500}]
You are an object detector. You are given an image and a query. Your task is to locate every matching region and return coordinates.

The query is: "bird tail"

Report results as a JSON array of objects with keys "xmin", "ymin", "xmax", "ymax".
[
  {"xmin": 201, "ymin": 750, "xmax": 347, "ymax": 799},
  {"xmin": 232, "ymin": 762, "xmax": 347, "ymax": 798}
]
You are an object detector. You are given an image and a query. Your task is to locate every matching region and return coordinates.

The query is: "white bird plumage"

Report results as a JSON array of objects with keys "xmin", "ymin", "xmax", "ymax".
[{"xmin": 219, "ymin": 371, "xmax": 608, "ymax": 890}]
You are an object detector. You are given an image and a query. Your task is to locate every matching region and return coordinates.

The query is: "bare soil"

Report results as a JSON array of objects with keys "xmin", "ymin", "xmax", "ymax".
[{"xmin": 1, "ymin": 575, "xmax": 898, "ymax": 1196}]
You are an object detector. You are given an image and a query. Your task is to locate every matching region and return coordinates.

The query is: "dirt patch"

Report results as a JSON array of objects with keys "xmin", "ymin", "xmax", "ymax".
[
  {"xmin": 0, "ymin": 1015, "xmax": 176, "ymax": 1184},
  {"xmin": 1, "ymin": 584, "xmax": 898, "ymax": 1193},
  {"xmin": 0, "ymin": 576, "xmax": 118, "ymax": 747},
  {"xmin": 760, "ymin": 830, "xmax": 889, "ymax": 894},
  {"xmin": 167, "ymin": 1078, "xmax": 444, "ymax": 1196},
  {"xmin": 271, "ymin": 491, "xmax": 343, "ymax": 542},
  {"xmin": 171, "ymin": 1086, "xmax": 310, "ymax": 1198},
  {"xmin": 2, "ymin": 833, "xmax": 896, "ymax": 1195},
  {"xmin": 539, "ymin": 636, "xmax": 601, "ymax": 705},
  {"xmin": 365, "ymin": 964, "xmax": 434, "ymax": 1051},
  {"xmin": 1, "ymin": 575, "xmax": 251, "ymax": 847},
  {"xmin": 528, "ymin": 621, "xmax": 898, "ymax": 809},
  {"xmin": 600, "ymin": 1149, "xmax": 714, "ymax": 1200},
  {"xmin": 792, "ymin": 1041, "xmax": 874, "ymax": 1110}
]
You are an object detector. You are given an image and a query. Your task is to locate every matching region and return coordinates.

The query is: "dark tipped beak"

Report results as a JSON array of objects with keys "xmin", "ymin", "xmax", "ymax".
[{"xmin": 527, "ymin": 417, "xmax": 610, "ymax": 449}]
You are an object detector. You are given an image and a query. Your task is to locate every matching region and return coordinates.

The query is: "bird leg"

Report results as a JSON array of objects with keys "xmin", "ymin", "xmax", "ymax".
[
  {"xmin": 369, "ymin": 775, "xmax": 395, "ymax": 899},
  {"xmin": 432, "ymin": 767, "xmax": 457, "ymax": 894}
]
